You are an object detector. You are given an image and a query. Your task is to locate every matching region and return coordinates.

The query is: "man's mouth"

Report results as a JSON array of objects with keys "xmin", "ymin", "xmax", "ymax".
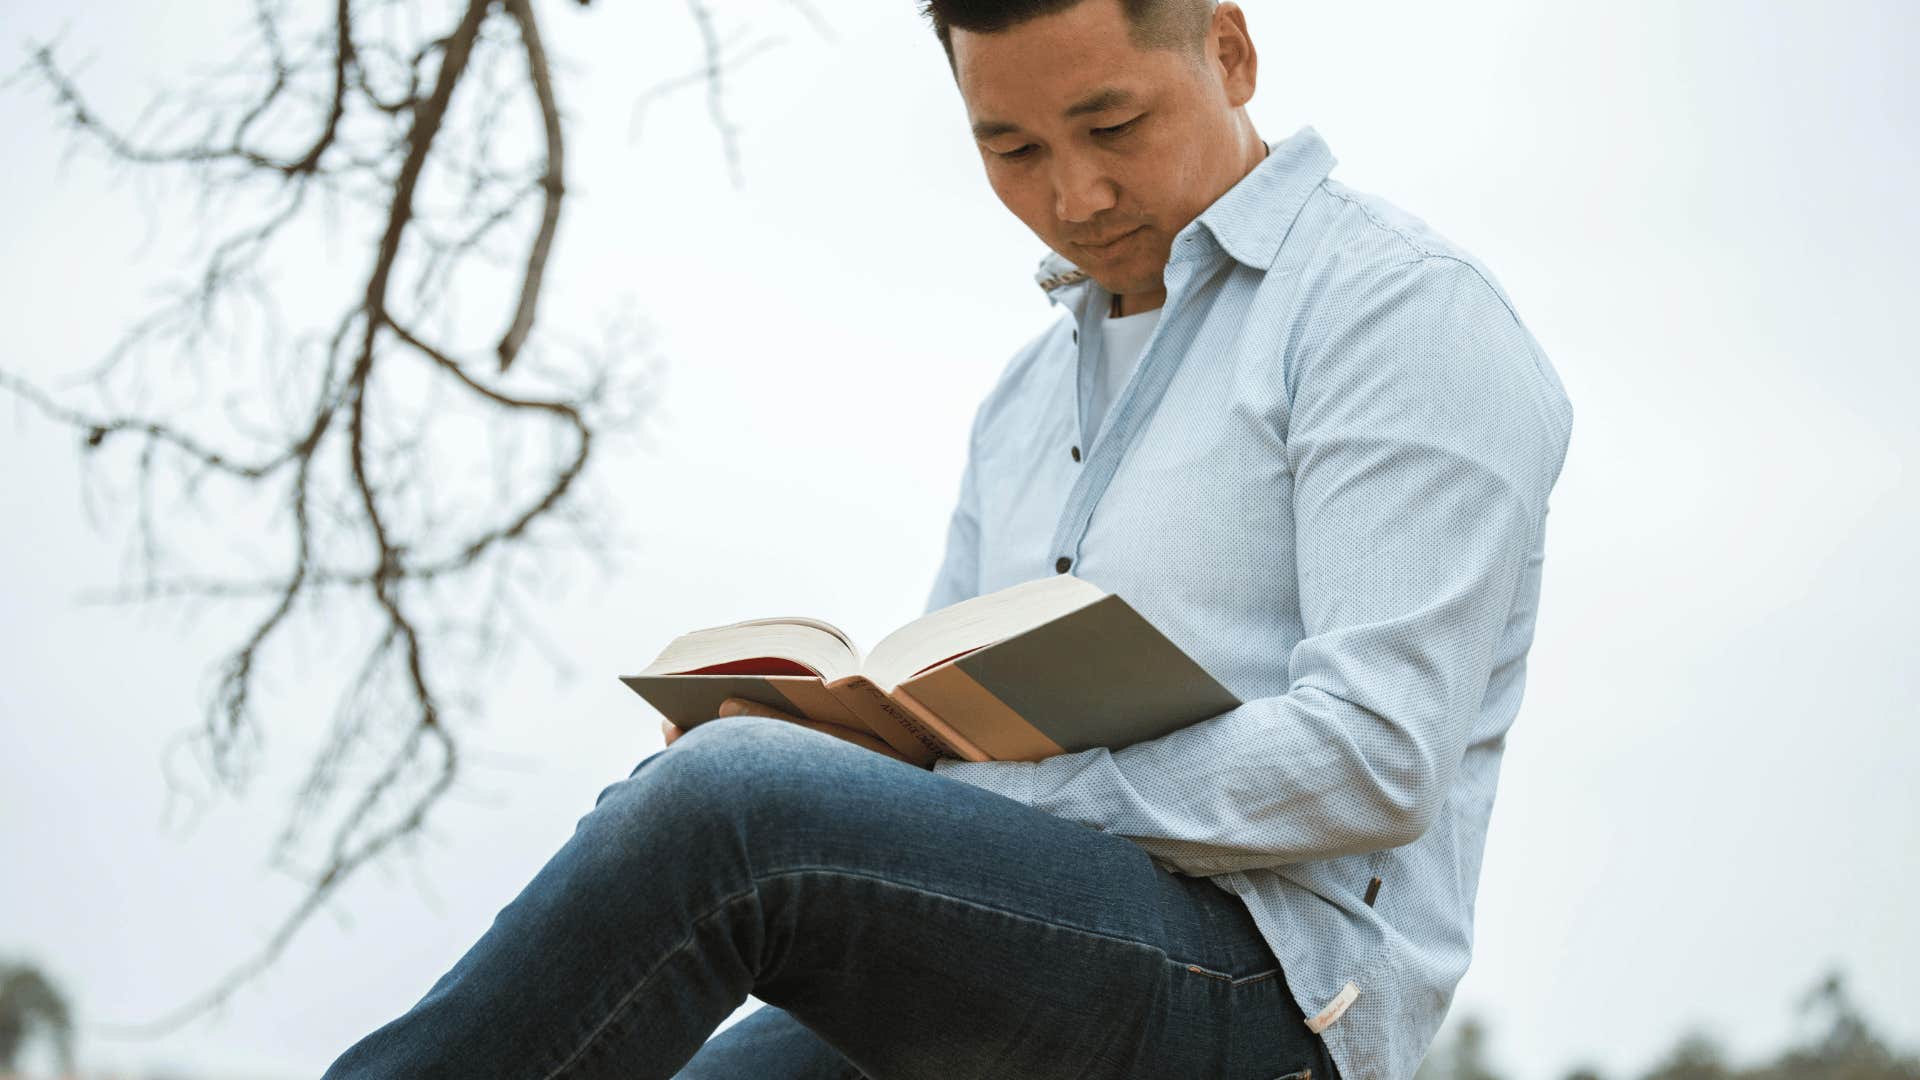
[{"xmin": 1077, "ymin": 226, "xmax": 1143, "ymax": 251}]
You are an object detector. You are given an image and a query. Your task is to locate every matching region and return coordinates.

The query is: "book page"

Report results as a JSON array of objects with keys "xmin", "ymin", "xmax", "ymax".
[
  {"xmin": 864, "ymin": 574, "xmax": 1108, "ymax": 690},
  {"xmin": 634, "ymin": 619, "xmax": 862, "ymax": 683},
  {"xmin": 713, "ymin": 615, "xmax": 858, "ymax": 658}
]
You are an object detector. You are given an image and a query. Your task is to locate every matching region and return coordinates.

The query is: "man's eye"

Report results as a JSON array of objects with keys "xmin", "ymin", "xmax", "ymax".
[{"xmin": 994, "ymin": 116, "xmax": 1139, "ymax": 160}]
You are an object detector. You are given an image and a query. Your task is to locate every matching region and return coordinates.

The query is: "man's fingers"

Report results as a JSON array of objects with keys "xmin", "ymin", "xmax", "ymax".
[
  {"xmin": 714, "ymin": 696, "xmax": 912, "ymax": 763},
  {"xmin": 716, "ymin": 696, "xmax": 801, "ymax": 723},
  {"xmin": 660, "ymin": 718, "xmax": 684, "ymax": 746},
  {"xmin": 781, "ymin": 715, "xmax": 905, "ymax": 758}
]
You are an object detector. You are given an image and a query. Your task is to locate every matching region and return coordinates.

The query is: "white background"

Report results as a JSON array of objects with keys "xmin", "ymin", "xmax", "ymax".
[{"xmin": 1, "ymin": 1, "xmax": 1915, "ymax": 1076}]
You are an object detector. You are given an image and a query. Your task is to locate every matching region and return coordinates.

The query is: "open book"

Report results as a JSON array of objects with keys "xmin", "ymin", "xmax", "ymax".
[{"xmin": 621, "ymin": 574, "xmax": 1242, "ymax": 768}]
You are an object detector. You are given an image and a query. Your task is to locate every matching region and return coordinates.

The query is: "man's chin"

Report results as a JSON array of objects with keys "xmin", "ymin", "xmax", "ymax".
[{"xmin": 1088, "ymin": 268, "xmax": 1168, "ymax": 298}]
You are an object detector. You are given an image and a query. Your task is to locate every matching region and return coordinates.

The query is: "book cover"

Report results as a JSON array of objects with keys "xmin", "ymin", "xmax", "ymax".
[{"xmin": 621, "ymin": 582, "xmax": 1241, "ymax": 767}]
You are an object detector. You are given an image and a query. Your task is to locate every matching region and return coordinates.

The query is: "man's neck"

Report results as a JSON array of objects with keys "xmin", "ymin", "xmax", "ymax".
[
  {"xmin": 1108, "ymin": 134, "xmax": 1266, "ymax": 320},
  {"xmin": 1111, "ymin": 288, "xmax": 1167, "ymax": 318}
]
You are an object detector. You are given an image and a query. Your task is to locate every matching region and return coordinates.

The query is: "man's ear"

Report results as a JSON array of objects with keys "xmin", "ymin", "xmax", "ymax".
[{"xmin": 1211, "ymin": 2, "xmax": 1257, "ymax": 109}]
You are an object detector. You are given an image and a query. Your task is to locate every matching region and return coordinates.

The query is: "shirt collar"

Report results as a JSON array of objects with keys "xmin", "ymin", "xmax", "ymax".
[{"xmin": 1033, "ymin": 124, "xmax": 1338, "ymax": 303}]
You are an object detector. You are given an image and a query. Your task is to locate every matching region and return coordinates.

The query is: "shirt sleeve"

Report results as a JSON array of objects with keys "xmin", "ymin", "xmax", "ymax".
[{"xmin": 932, "ymin": 256, "xmax": 1574, "ymax": 874}]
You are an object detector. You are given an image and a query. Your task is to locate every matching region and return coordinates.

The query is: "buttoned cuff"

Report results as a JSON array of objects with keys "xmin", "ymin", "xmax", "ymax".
[{"xmin": 931, "ymin": 755, "xmax": 1039, "ymax": 805}]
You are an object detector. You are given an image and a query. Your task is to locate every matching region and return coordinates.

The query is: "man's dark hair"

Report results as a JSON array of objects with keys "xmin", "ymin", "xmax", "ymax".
[{"xmin": 920, "ymin": 0, "xmax": 1217, "ymax": 74}]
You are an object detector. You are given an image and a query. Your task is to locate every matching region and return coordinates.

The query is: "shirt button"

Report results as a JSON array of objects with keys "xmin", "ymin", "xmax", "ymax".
[
  {"xmin": 1072, "ymin": 329, "xmax": 1079, "ymax": 343},
  {"xmin": 1055, "ymin": 556, "xmax": 1072, "ymax": 573},
  {"xmin": 1070, "ymin": 445, "xmax": 1081, "ymax": 462}
]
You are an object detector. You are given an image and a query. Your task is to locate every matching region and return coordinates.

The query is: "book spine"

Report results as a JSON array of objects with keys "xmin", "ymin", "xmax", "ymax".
[
  {"xmin": 890, "ymin": 686, "xmax": 992, "ymax": 763},
  {"xmin": 833, "ymin": 676, "xmax": 967, "ymax": 760},
  {"xmin": 826, "ymin": 678, "xmax": 944, "ymax": 767},
  {"xmin": 770, "ymin": 678, "xmax": 866, "ymax": 732}
]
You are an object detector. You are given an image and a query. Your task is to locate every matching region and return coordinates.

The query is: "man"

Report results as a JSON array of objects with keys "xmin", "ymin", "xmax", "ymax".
[{"xmin": 322, "ymin": 0, "xmax": 1573, "ymax": 1076}]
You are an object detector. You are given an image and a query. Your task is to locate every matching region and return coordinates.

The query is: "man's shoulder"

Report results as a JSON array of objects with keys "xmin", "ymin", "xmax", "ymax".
[
  {"xmin": 1292, "ymin": 177, "xmax": 1573, "ymax": 440},
  {"xmin": 1299, "ymin": 178, "xmax": 1522, "ymax": 321}
]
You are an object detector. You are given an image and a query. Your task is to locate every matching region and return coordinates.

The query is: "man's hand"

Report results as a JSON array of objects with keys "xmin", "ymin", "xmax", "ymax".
[{"xmin": 661, "ymin": 696, "xmax": 921, "ymax": 766}]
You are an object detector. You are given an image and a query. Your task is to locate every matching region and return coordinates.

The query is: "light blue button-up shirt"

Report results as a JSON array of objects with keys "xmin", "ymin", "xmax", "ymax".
[{"xmin": 924, "ymin": 125, "xmax": 1574, "ymax": 1080}]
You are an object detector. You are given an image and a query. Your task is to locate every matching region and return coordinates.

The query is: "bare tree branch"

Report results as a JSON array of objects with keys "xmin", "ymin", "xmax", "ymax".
[
  {"xmin": 496, "ymin": 0, "xmax": 563, "ymax": 373},
  {"xmin": 7, "ymin": 0, "xmax": 829, "ymax": 1038},
  {"xmin": 0, "ymin": 0, "xmax": 695, "ymax": 1033}
]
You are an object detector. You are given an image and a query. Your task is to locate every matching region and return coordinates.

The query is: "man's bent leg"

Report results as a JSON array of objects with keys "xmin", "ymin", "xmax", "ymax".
[
  {"xmin": 322, "ymin": 714, "xmax": 1336, "ymax": 1080},
  {"xmin": 674, "ymin": 1003, "xmax": 862, "ymax": 1080}
]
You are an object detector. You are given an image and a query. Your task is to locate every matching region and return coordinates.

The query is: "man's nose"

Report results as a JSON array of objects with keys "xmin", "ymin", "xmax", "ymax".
[{"xmin": 1051, "ymin": 152, "xmax": 1117, "ymax": 223}]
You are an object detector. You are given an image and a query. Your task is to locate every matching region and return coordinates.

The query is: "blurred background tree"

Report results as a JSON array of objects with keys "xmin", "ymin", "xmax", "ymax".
[
  {"xmin": 1415, "ymin": 971, "xmax": 1920, "ymax": 1080},
  {"xmin": 0, "ymin": 961, "xmax": 75, "ymax": 1076},
  {"xmin": 0, "ymin": 0, "xmax": 818, "ymax": 1033},
  {"xmin": 1418, "ymin": 1016, "xmax": 1506, "ymax": 1080}
]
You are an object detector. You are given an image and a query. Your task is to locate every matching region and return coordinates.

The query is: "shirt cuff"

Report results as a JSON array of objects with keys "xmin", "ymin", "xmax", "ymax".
[{"xmin": 931, "ymin": 755, "xmax": 1039, "ymax": 805}]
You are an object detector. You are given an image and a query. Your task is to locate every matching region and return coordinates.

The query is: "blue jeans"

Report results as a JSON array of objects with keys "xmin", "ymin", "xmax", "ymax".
[{"xmin": 322, "ymin": 715, "xmax": 1340, "ymax": 1079}]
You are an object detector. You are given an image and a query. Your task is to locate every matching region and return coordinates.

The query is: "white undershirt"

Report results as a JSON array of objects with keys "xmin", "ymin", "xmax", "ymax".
[{"xmin": 1087, "ymin": 302, "xmax": 1162, "ymax": 443}]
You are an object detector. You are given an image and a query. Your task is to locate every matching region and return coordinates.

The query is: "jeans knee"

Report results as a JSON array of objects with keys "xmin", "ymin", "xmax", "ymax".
[
  {"xmin": 670, "ymin": 713, "xmax": 830, "ymax": 782},
  {"xmin": 584, "ymin": 716, "xmax": 890, "ymax": 890},
  {"xmin": 601, "ymin": 714, "xmax": 844, "ymax": 828}
]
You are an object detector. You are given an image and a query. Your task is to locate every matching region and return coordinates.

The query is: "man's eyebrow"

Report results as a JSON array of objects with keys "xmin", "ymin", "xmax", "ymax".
[{"xmin": 970, "ymin": 86, "xmax": 1138, "ymax": 141}]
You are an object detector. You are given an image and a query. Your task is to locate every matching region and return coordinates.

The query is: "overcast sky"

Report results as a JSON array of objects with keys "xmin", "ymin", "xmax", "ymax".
[{"xmin": 2, "ymin": 1, "xmax": 1915, "ymax": 1077}]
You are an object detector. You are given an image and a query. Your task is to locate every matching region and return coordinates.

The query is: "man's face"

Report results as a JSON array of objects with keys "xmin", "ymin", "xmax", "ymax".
[{"xmin": 951, "ymin": 0, "xmax": 1256, "ymax": 301}]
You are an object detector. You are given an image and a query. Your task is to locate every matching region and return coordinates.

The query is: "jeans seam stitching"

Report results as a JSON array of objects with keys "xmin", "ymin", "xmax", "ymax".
[
  {"xmin": 546, "ymin": 864, "xmax": 1267, "ymax": 1075},
  {"xmin": 753, "ymin": 864, "xmax": 1177, "ymax": 958},
  {"xmin": 1182, "ymin": 962, "xmax": 1282, "ymax": 986},
  {"xmin": 757, "ymin": 865, "xmax": 1266, "ymax": 985}
]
